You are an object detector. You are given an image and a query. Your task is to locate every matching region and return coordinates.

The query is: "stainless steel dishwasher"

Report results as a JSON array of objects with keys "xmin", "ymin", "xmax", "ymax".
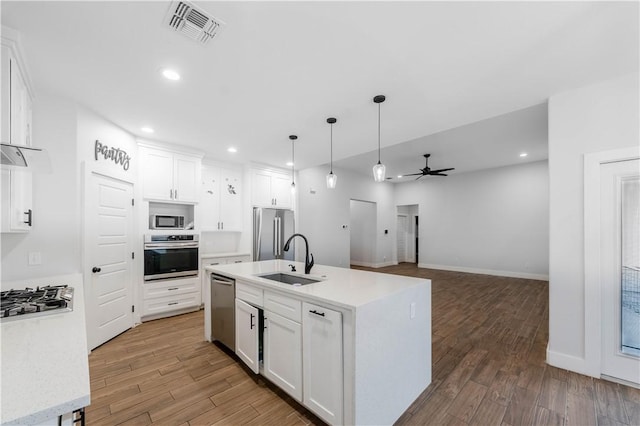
[{"xmin": 211, "ymin": 273, "xmax": 235, "ymax": 351}]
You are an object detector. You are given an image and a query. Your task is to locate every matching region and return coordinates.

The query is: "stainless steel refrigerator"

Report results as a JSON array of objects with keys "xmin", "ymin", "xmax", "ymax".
[{"xmin": 253, "ymin": 207, "xmax": 295, "ymax": 261}]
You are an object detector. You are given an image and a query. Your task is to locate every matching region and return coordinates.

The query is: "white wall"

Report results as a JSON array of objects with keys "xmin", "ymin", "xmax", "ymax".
[
  {"xmin": 1, "ymin": 95, "xmax": 80, "ymax": 283},
  {"xmin": 297, "ymin": 166, "xmax": 395, "ymax": 268},
  {"xmin": 349, "ymin": 199, "xmax": 377, "ymax": 266},
  {"xmin": 547, "ymin": 72, "xmax": 639, "ymax": 373},
  {"xmin": 395, "ymin": 160, "xmax": 549, "ymax": 279}
]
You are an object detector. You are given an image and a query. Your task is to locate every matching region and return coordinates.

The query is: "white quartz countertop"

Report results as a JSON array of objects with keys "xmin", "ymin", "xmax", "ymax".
[
  {"xmin": 205, "ymin": 260, "xmax": 428, "ymax": 310},
  {"xmin": 201, "ymin": 252, "xmax": 251, "ymax": 259},
  {"xmin": 1, "ymin": 273, "xmax": 91, "ymax": 425}
]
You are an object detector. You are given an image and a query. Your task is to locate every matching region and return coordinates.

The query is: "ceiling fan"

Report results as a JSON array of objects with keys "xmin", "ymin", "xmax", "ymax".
[{"xmin": 402, "ymin": 154, "xmax": 455, "ymax": 179}]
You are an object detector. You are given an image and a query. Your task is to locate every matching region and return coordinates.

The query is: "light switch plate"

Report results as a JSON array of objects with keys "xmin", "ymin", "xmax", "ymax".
[{"xmin": 28, "ymin": 252, "xmax": 42, "ymax": 265}]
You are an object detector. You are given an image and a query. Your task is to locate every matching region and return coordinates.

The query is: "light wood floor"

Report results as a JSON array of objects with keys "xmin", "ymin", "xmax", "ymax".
[{"xmin": 86, "ymin": 264, "xmax": 640, "ymax": 425}]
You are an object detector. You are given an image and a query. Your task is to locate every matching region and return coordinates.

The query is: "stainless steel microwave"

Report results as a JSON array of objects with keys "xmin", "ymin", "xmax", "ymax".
[{"xmin": 150, "ymin": 214, "xmax": 185, "ymax": 230}]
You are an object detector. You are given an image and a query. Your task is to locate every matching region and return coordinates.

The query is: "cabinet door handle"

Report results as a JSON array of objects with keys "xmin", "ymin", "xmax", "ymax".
[
  {"xmin": 221, "ymin": 222, "xmax": 224, "ymax": 230},
  {"xmin": 250, "ymin": 313, "xmax": 255, "ymax": 329},
  {"xmin": 168, "ymin": 302, "xmax": 178, "ymax": 306},
  {"xmin": 23, "ymin": 209, "xmax": 32, "ymax": 226},
  {"xmin": 175, "ymin": 189, "xmax": 178, "ymax": 199},
  {"xmin": 170, "ymin": 189, "xmax": 174, "ymax": 199},
  {"xmin": 309, "ymin": 309, "xmax": 325, "ymax": 317},
  {"xmin": 92, "ymin": 266, "xmax": 101, "ymax": 273},
  {"xmin": 168, "ymin": 287, "xmax": 179, "ymax": 291}
]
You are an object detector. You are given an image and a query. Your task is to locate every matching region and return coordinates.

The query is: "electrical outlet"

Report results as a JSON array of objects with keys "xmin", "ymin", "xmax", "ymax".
[{"xmin": 28, "ymin": 252, "xmax": 42, "ymax": 265}]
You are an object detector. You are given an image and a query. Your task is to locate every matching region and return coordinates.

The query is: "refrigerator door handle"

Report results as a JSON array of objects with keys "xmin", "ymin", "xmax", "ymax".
[
  {"xmin": 273, "ymin": 217, "xmax": 278, "ymax": 257},
  {"xmin": 254, "ymin": 208, "xmax": 262, "ymax": 261},
  {"xmin": 276, "ymin": 216, "xmax": 281, "ymax": 257}
]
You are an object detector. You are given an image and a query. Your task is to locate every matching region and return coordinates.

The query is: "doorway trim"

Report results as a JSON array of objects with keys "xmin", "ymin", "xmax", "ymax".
[
  {"xmin": 81, "ymin": 161, "xmax": 137, "ymax": 351},
  {"xmin": 584, "ymin": 145, "xmax": 640, "ymax": 379}
]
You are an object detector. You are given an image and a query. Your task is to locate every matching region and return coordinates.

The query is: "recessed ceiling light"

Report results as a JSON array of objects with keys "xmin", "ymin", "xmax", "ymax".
[
  {"xmin": 227, "ymin": 147, "xmax": 237, "ymax": 153},
  {"xmin": 520, "ymin": 152, "xmax": 528, "ymax": 157},
  {"xmin": 141, "ymin": 126, "xmax": 154, "ymax": 133},
  {"xmin": 161, "ymin": 69, "xmax": 181, "ymax": 81},
  {"xmin": 286, "ymin": 161, "xmax": 294, "ymax": 167},
  {"xmin": 397, "ymin": 175, "xmax": 403, "ymax": 178}
]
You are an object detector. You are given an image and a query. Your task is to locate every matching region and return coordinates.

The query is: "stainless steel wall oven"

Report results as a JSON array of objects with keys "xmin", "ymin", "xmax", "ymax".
[{"xmin": 143, "ymin": 234, "xmax": 199, "ymax": 281}]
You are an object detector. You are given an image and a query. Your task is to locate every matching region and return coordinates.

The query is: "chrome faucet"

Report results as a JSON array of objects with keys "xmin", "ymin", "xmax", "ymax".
[{"xmin": 283, "ymin": 233, "xmax": 314, "ymax": 274}]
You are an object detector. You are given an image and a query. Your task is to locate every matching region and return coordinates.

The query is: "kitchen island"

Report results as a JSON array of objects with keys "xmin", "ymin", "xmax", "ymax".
[
  {"xmin": 1, "ymin": 273, "xmax": 90, "ymax": 425},
  {"xmin": 204, "ymin": 260, "xmax": 431, "ymax": 426}
]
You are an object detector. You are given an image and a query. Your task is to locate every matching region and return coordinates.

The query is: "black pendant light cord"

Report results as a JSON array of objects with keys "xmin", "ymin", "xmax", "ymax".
[
  {"xmin": 330, "ymin": 123, "xmax": 333, "ymax": 173},
  {"xmin": 377, "ymin": 102, "xmax": 381, "ymax": 164},
  {"xmin": 289, "ymin": 135, "xmax": 297, "ymax": 186}
]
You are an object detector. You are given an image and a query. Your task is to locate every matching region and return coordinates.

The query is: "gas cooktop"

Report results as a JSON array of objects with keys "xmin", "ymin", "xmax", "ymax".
[{"xmin": 0, "ymin": 285, "xmax": 74, "ymax": 321}]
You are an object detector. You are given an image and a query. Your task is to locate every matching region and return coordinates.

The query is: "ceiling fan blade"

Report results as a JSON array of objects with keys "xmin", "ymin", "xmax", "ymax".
[
  {"xmin": 414, "ymin": 175, "xmax": 425, "ymax": 181},
  {"xmin": 402, "ymin": 173, "xmax": 424, "ymax": 177},
  {"xmin": 431, "ymin": 173, "xmax": 448, "ymax": 176},
  {"xmin": 429, "ymin": 168, "xmax": 455, "ymax": 174}
]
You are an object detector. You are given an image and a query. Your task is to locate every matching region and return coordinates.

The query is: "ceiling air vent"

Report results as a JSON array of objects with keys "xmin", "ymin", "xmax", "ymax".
[{"xmin": 164, "ymin": 1, "xmax": 224, "ymax": 45}]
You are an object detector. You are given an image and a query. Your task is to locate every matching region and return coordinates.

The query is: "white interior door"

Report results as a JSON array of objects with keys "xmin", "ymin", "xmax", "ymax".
[
  {"xmin": 397, "ymin": 215, "xmax": 407, "ymax": 263},
  {"xmin": 601, "ymin": 158, "xmax": 640, "ymax": 385},
  {"xmin": 86, "ymin": 172, "xmax": 134, "ymax": 350}
]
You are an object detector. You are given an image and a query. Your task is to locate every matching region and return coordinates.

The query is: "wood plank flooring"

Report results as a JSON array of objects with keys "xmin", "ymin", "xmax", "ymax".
[{"xmin": 86, "ymin": 264, "xmax": 640, "ymax": 425}]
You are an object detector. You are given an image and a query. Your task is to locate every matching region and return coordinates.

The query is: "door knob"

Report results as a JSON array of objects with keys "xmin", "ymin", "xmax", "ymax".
[{"xmin": 92, "ymin": 267, "xmax": 101, "ymax": 273}]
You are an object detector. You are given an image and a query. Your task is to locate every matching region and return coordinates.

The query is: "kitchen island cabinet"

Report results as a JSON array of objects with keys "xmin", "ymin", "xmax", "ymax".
[{"xmin": 205, "ymin": 260, "xmax": 431, "ymax": 426}]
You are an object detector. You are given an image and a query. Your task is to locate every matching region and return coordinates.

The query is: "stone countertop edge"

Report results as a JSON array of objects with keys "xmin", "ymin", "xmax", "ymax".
[
  {"xmin": 0, "ymin": 273, "xmax": 91, "ymax": 425},
  {"xmin": 204, "ymin": 259, "xmax": 430, "ymax": 310},
  {"xmin": 201, "ymin": 252, "xmax": 251, "ymax": 259}
]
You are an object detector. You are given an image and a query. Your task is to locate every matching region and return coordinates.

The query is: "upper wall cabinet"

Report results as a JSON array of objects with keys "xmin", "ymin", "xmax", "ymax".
[
  {"xmin": 1, "ymin": 37, "xmax": 33, "ymax": 147},
  {"xmin": 1, "ymin": 30, "xmax": 34, "ymax": 233},
  {"xmin": 139, "ymin": 146, "xmax": 201, "ymax": 203},
  {"xmin": 200, "ymin": 165, "xmax": 243, "ymax": 231},
  {"xmin": 251, "ymin": 168, "xmax": 293, "ymax": 209}
]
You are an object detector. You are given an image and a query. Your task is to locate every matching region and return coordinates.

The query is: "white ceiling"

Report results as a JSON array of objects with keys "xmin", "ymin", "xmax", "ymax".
[{"xmin": 2, "ymin": 1, "xmax": 638, "ymax": 176}]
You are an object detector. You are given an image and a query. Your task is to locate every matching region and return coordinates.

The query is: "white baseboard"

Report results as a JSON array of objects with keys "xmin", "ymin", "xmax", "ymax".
[
  {"xmin": 546, "ymin": 347, "xmax": 597, "ymax": 378},
  {"xmin": 417, "ymin": 263, "xmax": 549, "ymax": 281},
  {"xmin": 350, "ymin": 260, "xmax": 397, "ymax": 268}
]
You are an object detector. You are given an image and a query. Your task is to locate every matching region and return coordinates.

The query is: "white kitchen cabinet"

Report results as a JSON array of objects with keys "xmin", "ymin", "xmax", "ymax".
[
  {"xmin": 1, "ymin": 168, "xmax": 33, "ymax": 232},
  {"xmin": 141, "ymin": 276, "xmax": 200, "ymax": 320},
  {"xmin": 1, "ymin": 40, "xmax": 33, "ymax": 147},
  {"xmin": 200, "ymin": 166, "xmax": 243, "ymax": 231},
  {"xmin": 235, "ymin": 287, "xmax": 303, "ymax": 402},
  {"xmin": 251, "ymin": 168, "xmax": 292, "ymax": 209},
  {"xmin": 235, "ymin": 298, "xmax": 260, "ymax": 373},
  {"xmin": 1, "ymin": 35, "xmax": 34, "ymax": 234},
  {"xmin": 303, "ymin": 302, "xmax": 343, "ymax": 425},
  {"xmin": 140, "ymin": 146, "xmax": 201, "ymax": 203},
  {"xmin": 264, "ymin": 310, "xmax": 302, "ymax": 401}
]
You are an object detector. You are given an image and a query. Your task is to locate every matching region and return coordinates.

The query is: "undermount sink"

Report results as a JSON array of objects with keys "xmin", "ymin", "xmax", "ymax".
[{"xmin": 258, "ymin": 272, "xmax": 320, "ymax": 286}]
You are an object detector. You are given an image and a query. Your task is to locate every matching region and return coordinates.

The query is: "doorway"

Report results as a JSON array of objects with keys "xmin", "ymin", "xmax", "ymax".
[
  {"xmin": 585, "ymin": 147, "xmax": 640, "ymax": 387},
  {"xmin": 397, "ymin": 204, "xmax": 419, "ymax": 264},
  {"xmin": 600, "ymin": 158, "xmax": 639, "ymax": 384},
  {"xmin": 84, "ymin": 171, "xmax": 135, "ymax": 350},
  {"xmin": 349, "ymin": 199, "xmax": 377, "ymax": 267}
]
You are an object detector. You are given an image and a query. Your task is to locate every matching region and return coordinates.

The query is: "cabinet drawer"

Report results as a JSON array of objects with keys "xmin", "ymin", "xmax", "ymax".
[
  {"xmin": 264, "ymin": 291, "xmax": 301, "ymax": 322},
  {"xmin": 142, "ymin": 293, "xmax": 200, "ymax": 316},
  {"xmin": 143, "ymin": 278, "xmax": 199, "ymax": 299},
  {"xmin": 236, "ymin": 281, "xmax": 263, "ymax": 307}
]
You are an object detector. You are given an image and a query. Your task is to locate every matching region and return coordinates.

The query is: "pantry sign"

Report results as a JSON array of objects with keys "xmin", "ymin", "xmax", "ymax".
[{"xmin": 94, "ymin": 139, "xmax": 131, "ymax": 171}]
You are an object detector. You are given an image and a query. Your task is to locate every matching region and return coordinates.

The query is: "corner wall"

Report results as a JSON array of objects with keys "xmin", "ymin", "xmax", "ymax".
[
  {"xmin": 547, "ymin": 72, "xmax": 639, "ymax": 374},
  {"xmin": 395, "ymin": 160, "xmax": 549, "ymax": 280},
  {"xmin": 1, "ymin": 95, "xmax": 80, "ymax": 282},
  {"xmin": 297, "ymin": 166, "xmax": 395, "ymax": 268}
]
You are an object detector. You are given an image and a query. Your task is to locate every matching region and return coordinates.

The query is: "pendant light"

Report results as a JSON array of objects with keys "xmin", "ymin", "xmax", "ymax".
[
  {"xmin": 372, "ymin": 95, "xmax": 386, "ymax": 182},
  {"xmin": 289, "ymin": 135, "xmax": 297, "ymax": 193},
  {"xmin": 326, "ymin": 117, "xmax": 337, "ymax": 189}
]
